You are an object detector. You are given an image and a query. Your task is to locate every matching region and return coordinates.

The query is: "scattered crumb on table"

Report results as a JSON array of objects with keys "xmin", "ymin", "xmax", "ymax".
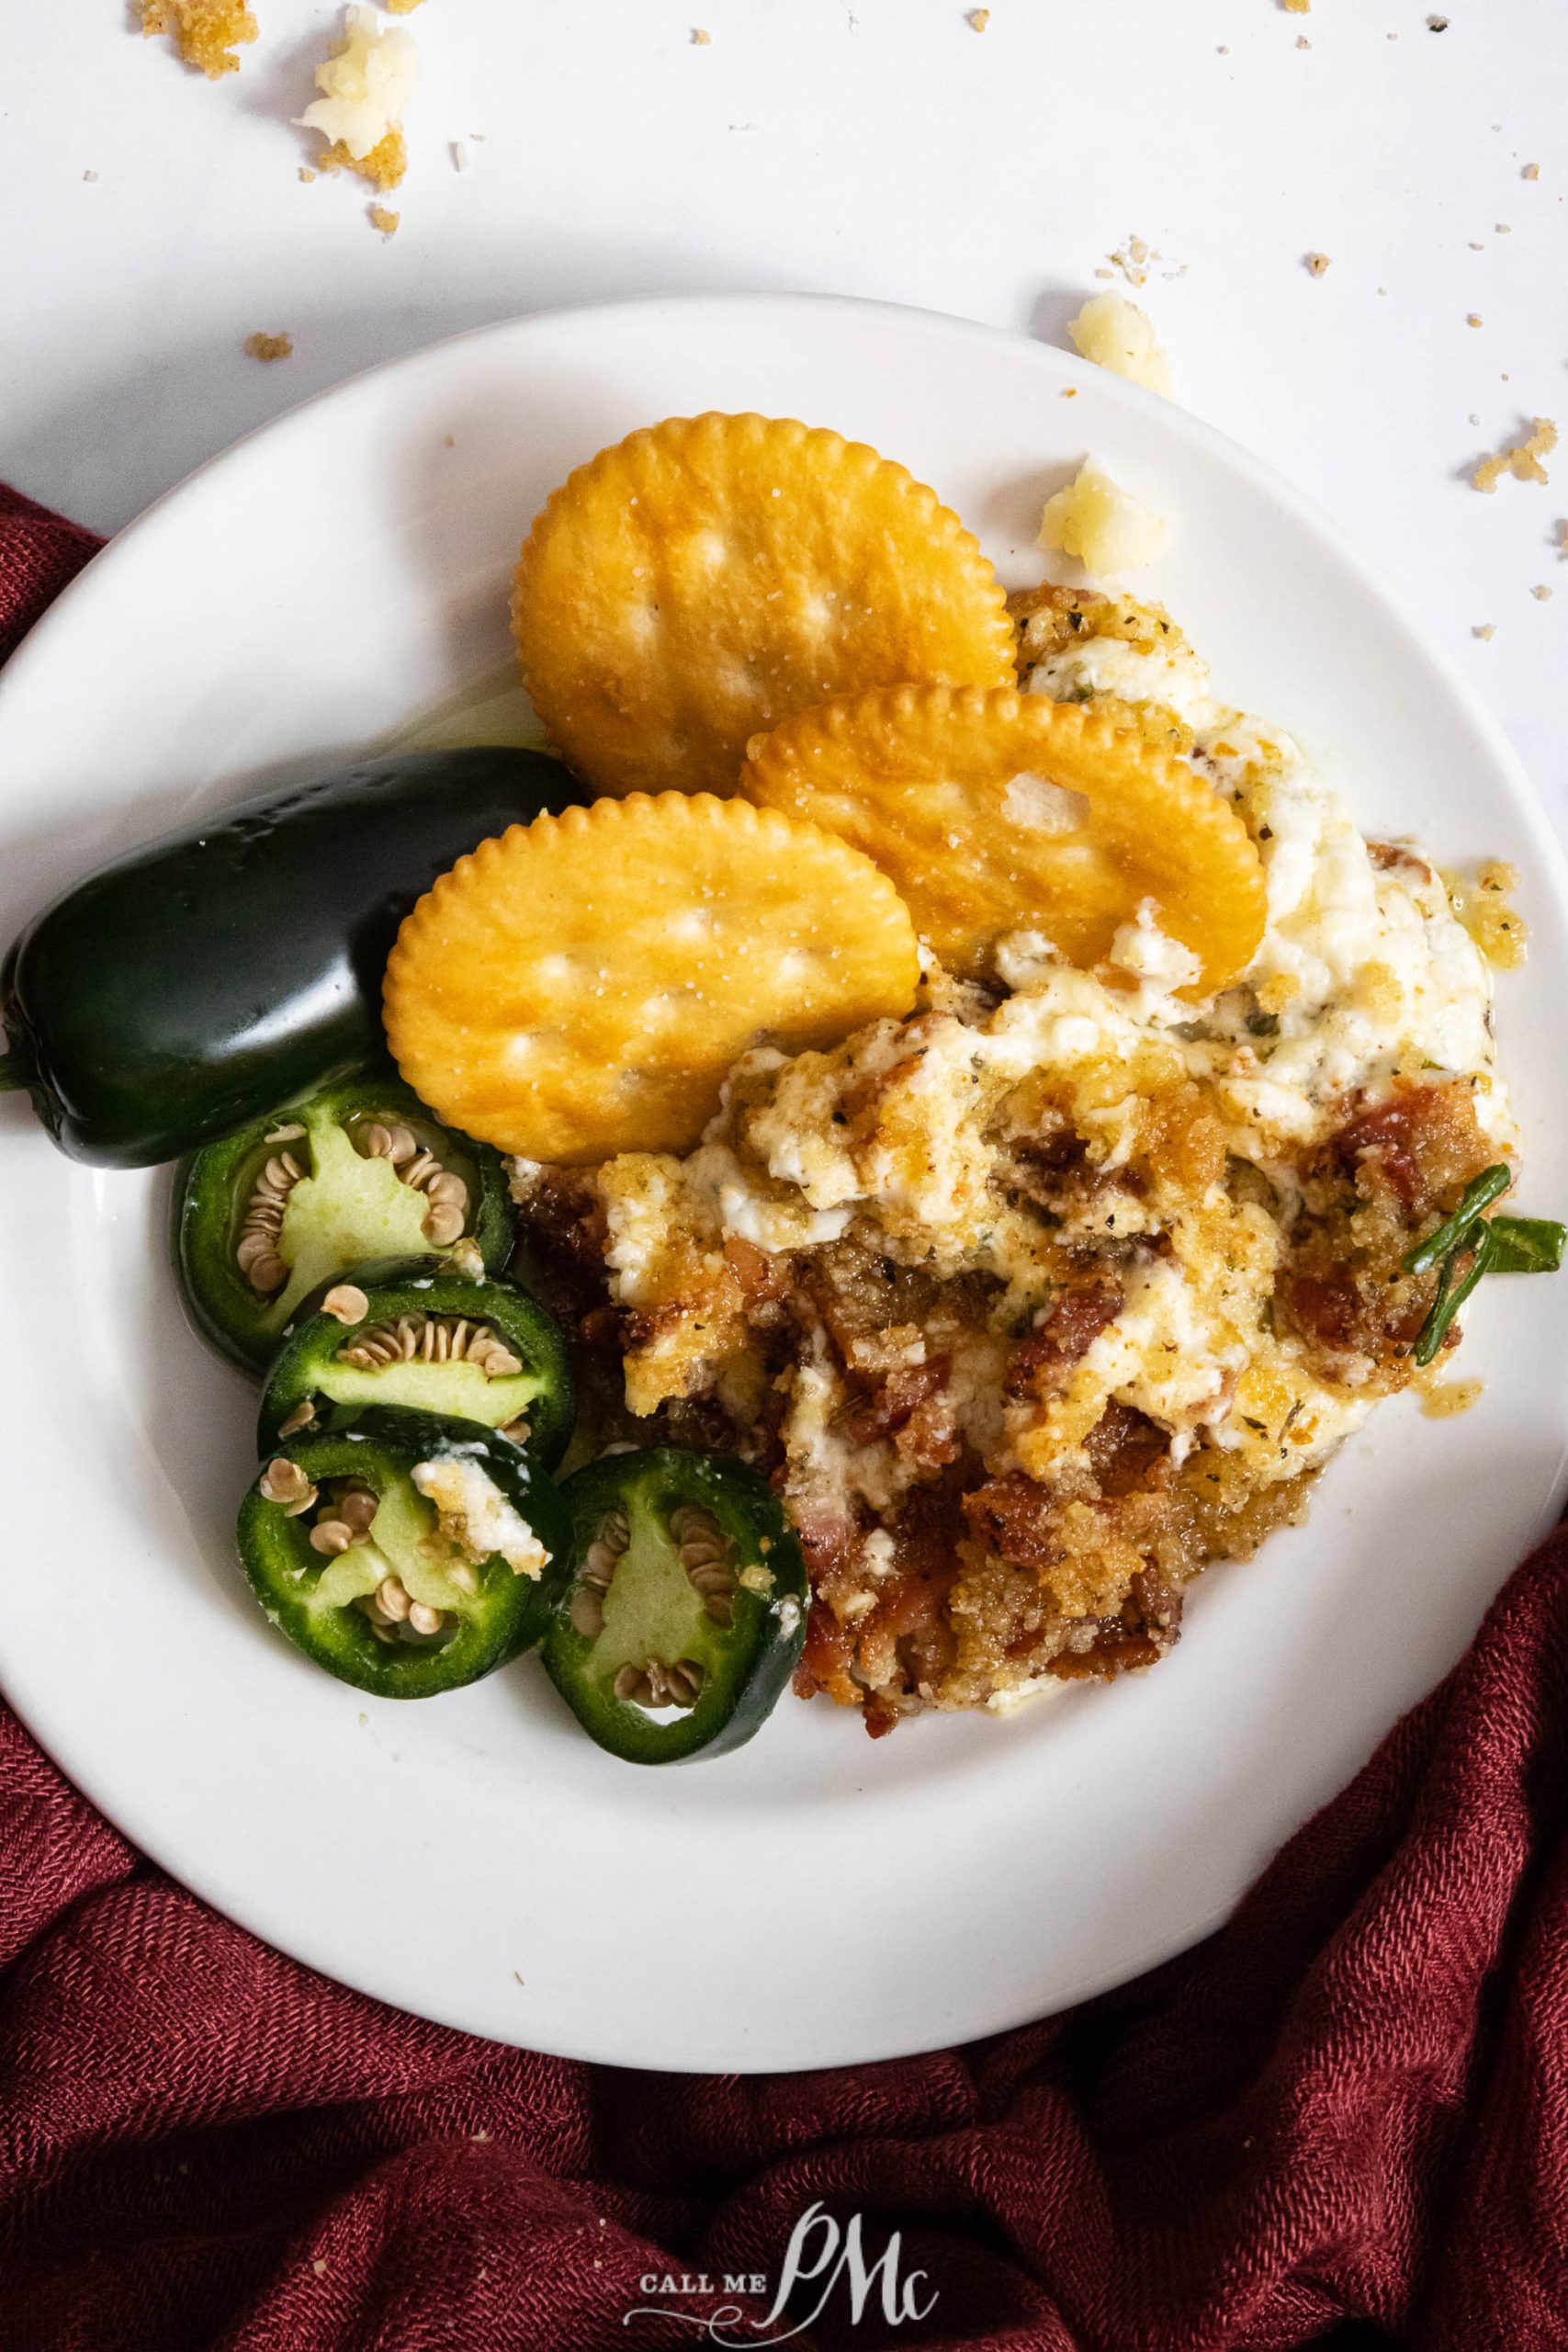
[
  {"xmin": 311, "ymin": 2258, "xmax": 329, "ymax": 2278},
  {"xmin": 299, "ymin": 166, "xmax": 317, "ymax": 183},
  {"xmin": 83, "ymin": 169, "xmax": 99, "ymax": 183},
  {"xmin": 1296, "ymin": 35, "xmax": 1310, "ymax": 47},
  {"xmin": 1305, "ymin": 252, "xmax": 1331, "ymax": 277},
  {"xmin": 1472, "ymin": 418, "xmax": 1557, "ymax": 492},
  {"xmin": 969, "ymin": 7, "xmax": 991, "ymax": 27},
  {"xmin": 244, "ymin": 331, "xmax": 294, "ymax": 361},
  {"xmin": 1281, "ymin": 0, "xmax": 1310, "ymax": 13},
  {"xmin": 1473, "ymin": 624, "xmax": 1496, "ymax": 639},
  {"xmin": 692, "ymin": 26, "xmax": 712, "ymax": 41},
  {"xmin": 1523, "ymin": 163, "xmax": 1540, "ymax": 181},
  {"xmin": 386, "ymin": 0, "xmax": 424, "ymax": 11},
  {"xmin": 1531, "ymin": 583, "xmax": 1554, "ymax": 602},
  {"xmin": 1427, "ymin": 13, "xmax": 1450, "ymax": 27},
  {"xmin": 315, "ymin": 129, "xmax": 408, "ymax": 193},
  {"xmin": 140, "ymin": 0, "xmax": 257, "ymax": 79},
  {"xmin": 369, "ymin": 204, "xmax": 400, "ymax": 234},
  {"xmin": 1467, "ymin": 314, "xmax": 1483, "ymax": 328},
  {"xmin": 299, "ymin": 6, "xmax": 417, "ymax": 186}
]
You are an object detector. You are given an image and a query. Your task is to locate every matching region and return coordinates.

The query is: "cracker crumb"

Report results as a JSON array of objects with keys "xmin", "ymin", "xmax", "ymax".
[
  {"xmin": 1473, "ymin": 624, "xmax": 1495, "ymax": 639},
  {"xmin": 1469, "ymin": 241, "xmax": 1483, "ymax": 250},
  {"xmin": 1495, "ymin": 222, "xmax": 1512, "ymax": 234},
  {"xmin": 1104, "ymin": 234, "xmax": 1167, "ymax": 291},
  {"xmin": 692, "ymin": 26, "xmax": 711, "ymax": 40},
  {"xmin": 1472, "ymin": 418, "xmax": 1557, "ymax": 492},
  {"xmin": 315, "ymin": 128, "xmax": 407, "ymax": 192},
  {"xmin": 299, "ymin": 6, "xmax": 417, "ymax": 173},
  {"xmin": 968, "ymin": 7, "xmax": 991, "ymax": 26},
  {"xmin": 1296, "ymin": 34, "xmax": 1311, "ymax": 46},
  {"xmin": 243, "ymin": 331, "xmax": 293, "ymax": 362},
  {"xmin": 299, "ymin": 165, "xmax": 317, "ymax": 183},
  {"xmin": 1281, "ymin": 0, "xmax": 1310, "ymax": 13},
  {"xmin": 369, "ymin": 204, "xmax": 400, "ymax": 234},
  {"xmin": 1066, "ymin": 292, "xmax": 1172, "ymax": 395},
  {"xmin": 83, "ymin": 169, "xmax": 99, "ymax": 183},
  {"xmin": 386, "ymin": 0, "xmax": 424, "ymax": 10},
  {"xmin": 1427, "ymin": 12, "xmax": 1449, "ymax": 26},
  {"xmin": 1531, "ymin": 583, "xmax": 1554, "ymax": 601},
  {"xmin": 1467, "ymin": 314, "xmax": 1483, "ymax": 328},
  {"xmin": 1523, "ymin": 163, "xmax": 1540, "ymax": 180},
  {"xmin": 1305, "ymin": 252, "xmax": 1331, "ymax": 277},
  {"xmin": 140, "ymin": 0, "xmax": 257, "ymax": 79}
]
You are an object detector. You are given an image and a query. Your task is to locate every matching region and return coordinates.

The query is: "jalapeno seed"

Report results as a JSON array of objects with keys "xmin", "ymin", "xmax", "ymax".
[
  {"xmin": 357, "ymin": 1120, "xmax": 470, "ymax": 1247},
  {"xmin": 336, "ymin": 1312, "xmax": 523, "ymax": 1379},
  {"xmin": 321, "ymin": 1283, "xmax": 370, "ymax": 1325},
  {"xmin": 237, "ymin": 1149, "xmax": 308, "ymax": 1294},
  {"xmin": 258, "ymin": 1456, "xmax": 317, "ymax": 1514}
]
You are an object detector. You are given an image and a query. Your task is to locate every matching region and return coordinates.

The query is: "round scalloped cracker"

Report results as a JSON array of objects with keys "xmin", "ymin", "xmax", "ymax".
[
  {"xmin": 511, "ymin": 413, "xmax": 1017, "ymax": 798},
  {"xmin": 383, "ymin": 793, "xmax": 921, "ymax": 1163},
  {"xmin": 740, "ymin": 686, "xmax": 1266, "ymax": 998}
]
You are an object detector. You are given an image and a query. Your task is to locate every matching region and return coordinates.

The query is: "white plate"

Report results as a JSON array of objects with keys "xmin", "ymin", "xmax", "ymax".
[{"xmin": 2, "ymin": 296, "xmax": 1565, "ymax": 2075}]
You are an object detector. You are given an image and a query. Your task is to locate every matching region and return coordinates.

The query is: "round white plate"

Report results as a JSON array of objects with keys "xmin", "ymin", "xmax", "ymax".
[{"xmin": 2, "ymin": 297, "xmax": 1565, "ymax": 2074}]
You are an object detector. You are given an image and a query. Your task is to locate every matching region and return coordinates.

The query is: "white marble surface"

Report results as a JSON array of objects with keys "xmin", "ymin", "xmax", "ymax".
[{"xmin": 4, "ymin": 0, "xmax": 1565, "ymax": 827}]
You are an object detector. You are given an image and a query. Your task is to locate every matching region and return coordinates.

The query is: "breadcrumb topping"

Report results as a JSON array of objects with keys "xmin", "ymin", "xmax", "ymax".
[
  {"xmin": 314, "ymin": 129, "xmax": 408, "ymax": 191},
  {"xmin": 140, "ymin": 0, "xmax": 257, "ymax": 79},
  {"xmin": 1472, "ymin": 418, "xmax": 1558, "ymax": 493},
  {"xmin": 243, "ymin": 332, "xmax": 293, "ymax": 362}
]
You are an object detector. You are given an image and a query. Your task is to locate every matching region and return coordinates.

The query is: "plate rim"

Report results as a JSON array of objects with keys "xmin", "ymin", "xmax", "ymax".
[{"xmin": 3, "ymin": 290, "xmax": 1566, "ymax": 2072}]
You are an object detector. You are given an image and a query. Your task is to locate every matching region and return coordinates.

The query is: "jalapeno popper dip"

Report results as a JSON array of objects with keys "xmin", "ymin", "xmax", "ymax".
[{"xmin": 504, "ymin": 587, "xmax": 1541, "ymax": 1736}]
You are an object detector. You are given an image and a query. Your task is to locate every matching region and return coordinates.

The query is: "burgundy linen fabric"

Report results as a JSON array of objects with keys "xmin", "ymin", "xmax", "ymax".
[{"xmin": 3, "ymin": 492, "xmax": 1567, "ymax": 2352}]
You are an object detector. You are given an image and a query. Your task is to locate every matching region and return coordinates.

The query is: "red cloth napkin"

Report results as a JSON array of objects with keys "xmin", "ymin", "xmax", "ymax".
[{"xmin": 3, "ymin": 489, "xmax": 1567, "ymax": 2352}]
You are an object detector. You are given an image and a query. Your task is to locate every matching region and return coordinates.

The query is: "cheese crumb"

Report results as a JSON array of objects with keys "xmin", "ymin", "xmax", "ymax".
[
  {"xmin": 299, "ymin": 165, "xmax": 317, "ymax": 183},
  {"xmin": 1305, "ymin": 252, "xmax": 1331, "ymax": 277},
  {"xmin": 369, "ymin": 204, "xmax": 400, "ymax": 235},
  {"xmin": 1038, "ymin": 459, "xmax": 1170, "ymax": 578},
  {"xmin": 299, "ymin": 6, "xmax": 418, "ymax": 167},
  {"xmin": 1472, "ymin": 418, "xmax": 1557, "ymax": 492},
  {"xmin": 386, "ymin": 0, "xmax": 423, "ymax": 10},
  {"xmin": 140, "ymin": 0, "xmax": 257, "ymax": 78},
  {"xmin": 315, "ymin": 129, "xmax": 406, "ymax": 191},
  {"xmin": 1523, "ymin": 163, "xmax": 1540, "ymax": 180},
  {"xmin": 1282, "ymin": 0, "xmax": 1310, "ymax": 12},
  {"xmin": 1467, "ymin": 314, "xmax": 1483, "ymax": 329},
  {"xmin": 1473, "ymin": 623, "xmax": 1496, "ymax": 639},
  {"xmin": 1066, "ymin": 293, "xmax": 1172, "ymax": 396},
  {"xmin": 969, "ymin": 7, "xmax": 991, "ymax": 26},
  {"xmin": 693, "ymin": 26, "xmax": 712, "ymax": 40},
  {"xmin": 243, "ymin": 331, "xmax": 293, "ymax": 362}
]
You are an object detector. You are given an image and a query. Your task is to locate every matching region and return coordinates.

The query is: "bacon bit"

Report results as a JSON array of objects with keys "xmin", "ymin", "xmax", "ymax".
[
  {"xmin": 964, "ymin": 1474, "xmax": 1058, "ymax": 1573},
  {"xmin": 840, "ymin": 1360, "xmax": 949, "ymax": 1443},
  {"xmin": 1004, "ymin": 1285, "xmax": 1122, "ymax": 1399}
]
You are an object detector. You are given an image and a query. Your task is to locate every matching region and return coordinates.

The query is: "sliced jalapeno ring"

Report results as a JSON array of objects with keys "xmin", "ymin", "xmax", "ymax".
[
  {"xmin": 544, "ymin": 1449, "xmax": 807, "ymax": 1764},
  {"xmin": 258, "ymin": 1256, "xmax": 573, "ymax": 1464},
  {"xmin": 177, "ymin": 1074, "xmax": 513, "ymax": 1372},
  {"xmin": 238, "ymin": 1408, "xmax": 570, "ymax": 1699}
]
